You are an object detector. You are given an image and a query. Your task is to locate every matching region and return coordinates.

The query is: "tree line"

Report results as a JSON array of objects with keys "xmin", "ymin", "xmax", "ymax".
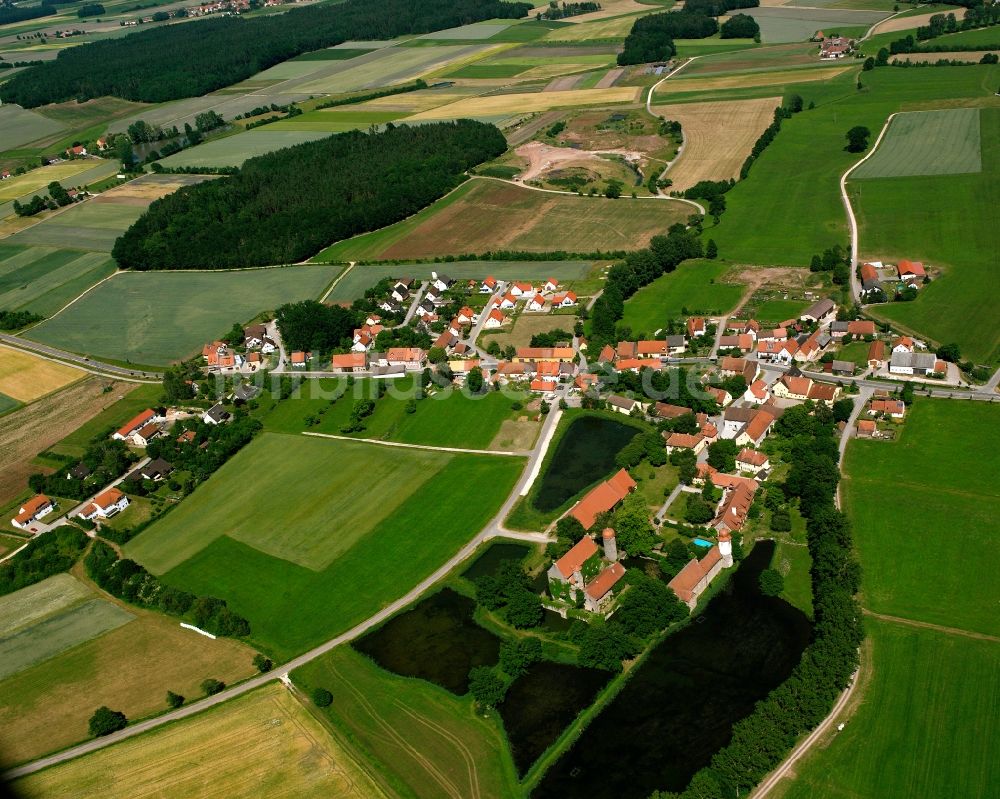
[
  {"xmin": 652, "ymin": 403, "xmax": 863, "ymax": 798},
  {"xmin": 112, "ymin": 120, "xmax": 508, "ymax": 269},
  {"xmin": 0, "ymin": 0, "xmax": 532, "ymax": 107},
  {"xmin": 618, "ymin": 0, "xmax": 758, "ymax": 64},
  {"xmin": 0, "ymin": 527, "xmax": 89, "ymax": 596}
]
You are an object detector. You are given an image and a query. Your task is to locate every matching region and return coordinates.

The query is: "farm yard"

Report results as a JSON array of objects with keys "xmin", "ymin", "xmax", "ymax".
[
  {"xmin": 24, "ymin": 264, "xmax": 340, "ymax": 366},
  {"xmin": 0, "ymin": 345, "xmax": 83, "ymax": 402},
  {"xmin": 652, "ymin": 97, "xmax": 782, "ymax": 191},
  {"xmin": 322, "ymin": 179, "xmax": 690, "ymax": 262},
  {"xmin": 853, "ymin": 108, "xmax": 999, "ymax": 362},
  {"xmin": 852, "ymin": 108, "xmax": 982, "ymax": 179},
  {"xmin": 13, "ymin": 683, "xmax": 386, "ymax": 798},
  {"xmin": 293, "ymin": 647, "xmax": 519, "ymax": 799},
  {"xmin": 124, "ymin": 433, "xmax": 523, "ymax": 657},
  {"xmin": 842, "ymin": 400, "xmax": 1000, "ymax": 637},
  {"xmin": 0, "ymin": 573, "xmax": 257, "ymax": 766},
  {"xmin": 619, "ymin": 260, "xmax": 744, "ymax": 333}
]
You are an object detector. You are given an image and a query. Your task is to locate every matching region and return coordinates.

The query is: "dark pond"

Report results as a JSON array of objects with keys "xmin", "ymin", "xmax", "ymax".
[
  {"xmin": 500, "ymin": 660, "xmax": 612, "ymax": 776},
  {"xmin": 541, "ymin": 609, "xmax": 573, "ymax": 632},
  {"xmin": 352, "ymin": 588, "xmax": 500, "ymax": 695},
  {"xmin": 533, "ymin": 415, "xmax": 640, "ymax": 512},
  {"xmin": 532, "ymin": 541, "xmax": 812, "ymax": 799},
  {"xmin": 462, "ymin": 542, "xmax": 531, "ymax": 579}
]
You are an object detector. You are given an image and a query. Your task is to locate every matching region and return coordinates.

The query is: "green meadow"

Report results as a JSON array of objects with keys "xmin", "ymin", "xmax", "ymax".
[
  {"xmin": 126, "ymin": 434, "xmax": 523, "ymax": 658},
  {"xmin": 0, "ymin": 245, "xmax": 116, "ymax": 316},
  {"xmin": 25, "ymin": 265, "xmax": 340, "ymax": 365},
  {"xmin": 852, "ymin": 108, "xmax": 999, "ymax": 362},
  {"xmin": 852, "ymin": 108, "xmax": 981, "ymax": 178},
  {"xmin": 842, "ymin": 399, "xmax": 1000, "ymax": 636},
  {"xmin": 746, "ymin": 297, "xmax": 810, "ymax": 324},
  {"xmin": 619, "ymin": 259, "xmax": 744, "ymax": 334},
  {"xmin": 778, "ymin": 618, "xmax": 999, "ymax": 799},
  {"xmin": 7, "ymin": 204, "xmax": 144, "ymax": 252},
  {"xmin": 157, "ymin": 130, "xmax": 330, "ymax": 169}
]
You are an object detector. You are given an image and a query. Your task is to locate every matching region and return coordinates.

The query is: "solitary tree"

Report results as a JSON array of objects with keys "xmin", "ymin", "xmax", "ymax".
[
  {"xmin": 89, "ymin": 706, "xmax": 128, "ymax": 737},
  {"xmin": 253, "ymin": 654, "xmax": 273, "ymax": 673},
  {"xmin": 706, "ymin": 239, "xmax": 718, "ymax": 259},
  {"xmin": 758, "ymin": 568, "xmax": 784, "ymax": 597},
  {"xmin": 166, "ymin": 691, "xmax": 185, "ymax": 709},
  {"xmin": 845, "ymin": 125, "xmax": 872, "ymax": 153},
  {"xmin": 312, "ymin": 688, "xmax": 333, "ymax": 707},
  {"xmin": 201, "ymin": 678, "xmax": 225, "ymax": 696}
]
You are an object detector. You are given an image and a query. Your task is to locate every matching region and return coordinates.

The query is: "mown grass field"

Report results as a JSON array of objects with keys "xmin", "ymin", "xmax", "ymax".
[
  {"xmin": 0, "ymin": 245, "xmax": 117, "ymax": 316},
  {"xmin": 620, "ymin": 259, "xmax": 744, "ymax": 333},
  {"xmin": 707, "ymin": 66, "xmax": 1000, "ymax": 270},
  {"xmin": 14, "ymin": 683, "xmax": 387, "ymax": 798},
  {"xmin": 323, "ymin": 260, "xmax": 593, "ymax": 299},
  {"xmin": 0, "ymin": 161, "xmax": 97, "ymax": 202},
  {"xmin": 326, "ymin": 179, "xmax": 689, "ymax": 262},
  {"xmin": 125, "ymin": 433, "xmax": 454, "ymax": 572},
  {"xmin": 775, "ymin": 618, "xmax": 1000, "ymax": 799},
  {"xmin": 772, "ymin": 540, "xmax": 812, "ymax": 618},
  {"xmin": 25, "ymin": 265, "xmax": 340, "ymax": 365},
  {"xmin": 293, "ymin": 646, "xmax": 520, "ymax": 799},
  {"xmin": 0, "ymin": 574, "xmax": 257, "ymax": 767},
  {"xmin": 158, "ymin": 130, "xmax": 330, "ymax": 169},
  {"xmin": 127, "ymin": 435, "xmax": 523, "ymax": 658},
  {"xmin": 0, "ymin": 345, "xmax": 83, "ymax": 402},
  {"xmin": 746, "ymin": 297, "xmax": 810, "ymax": 323},
  {"xmin": 853, "ymin": 108, "xmax": 999, "ymax": 363},
  {"xmin": 842, "ymin": 399, "xmax": 999, "ymax": 636},
  {"xmin": 853, "ymin": 108, "xmax": 981, "ymax": 178},
  {"xmin": 926, "ymin": 25, "xmax": 1000, "ymax": 48},
  {"xmin": 0, "ymin": 573, "xmax": 89, "ymax": 638}
]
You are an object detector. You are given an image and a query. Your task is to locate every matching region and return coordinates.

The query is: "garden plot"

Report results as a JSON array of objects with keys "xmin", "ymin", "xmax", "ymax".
[
  {"xmin": 852, "ymin": 108, "xmax": 982, "ymax": 179},
  {"xmin": 653, "ymin": 96, "xmax": 782, "ymax": 190}
]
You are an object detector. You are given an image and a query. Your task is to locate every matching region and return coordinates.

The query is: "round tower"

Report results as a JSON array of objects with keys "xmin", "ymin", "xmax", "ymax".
[
  {"xmin": 718, "ymin": 530, "xmax": 733, "ymax": 568},
  {"xmin": 602, "ymin": 527, "xmax": 618, "ymax": 562}
]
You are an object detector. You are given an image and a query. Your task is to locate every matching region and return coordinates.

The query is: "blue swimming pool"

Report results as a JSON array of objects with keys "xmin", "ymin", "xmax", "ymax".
[{"xmin": 693, "ymin": 538, "xmax": 713, "ymax": 548}]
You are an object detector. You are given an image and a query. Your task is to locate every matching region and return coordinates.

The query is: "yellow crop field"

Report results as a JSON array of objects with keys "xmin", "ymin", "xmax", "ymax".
[
  {"xmin": 545, "ymin": 13, "xmax": 645, "ymax": 40},
  {"xmin": 0, "ymin": 345, "xmax": 84, "ymax": 402},
  {"xmin": 15, "ymin": 683, "xmax": 389, "ymax": 799},
  {"xmin": 0, "ymin": 163, "xmax": 95, "ymax": 202},
  {"xmin": 652, "ymin": 96, "xmax": 782, "ymax": 190},
  {"xmin": 657, "ymin": 64, "xmax": 853, "ymax": 95},
  {"xmin": 406, "ymin": 87, "xmax": 641, "ymax": 120}
]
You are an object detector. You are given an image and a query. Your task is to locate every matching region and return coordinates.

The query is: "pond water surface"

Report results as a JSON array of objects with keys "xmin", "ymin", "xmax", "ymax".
[
  {"xmin": 533, "ymin": 415, "xmax": 639, "ymax": 512},
  {"xmin": 462, "ymin": 542, "xmax": 531, "ymax": 580},
  {"xmin": 533, "ymin": 541, "xmax": 811, "ymax": 799}
]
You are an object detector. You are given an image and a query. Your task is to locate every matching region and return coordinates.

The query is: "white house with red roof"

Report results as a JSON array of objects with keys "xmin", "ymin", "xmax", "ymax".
[
  {"xmin": 480, "ymin": 276, "xmax": 498, "ymax": 294},
  {"xmin": 736, "ymin": 448, "xmax": 770, "ymax": 474},
  {"xmin": 543, "ymin": 278, "xmax": 559, "ymax": 292},
  {"xmin": 552, "ymin": 291, "xmax": 577, "ymax": 308},
  {"xmin": 483, "ymin": 308, "xmax": 509, "ymax": 329},
  {"xmin": 509, "ymin": 281, "xmax": 534, "ymax": 297},
  {"xmin": 897, "ymin": 260, "xmax": 926, "ymax": 283},
  {"xmin": 78, "ymin": 487, "xmax": 129, "ymax": 521},
  {"xmin": 526, "ymin": 293, "xmax": 546, "ymax": 312},
  {"xmin": 12, "ymin": 495, "xmax": 54, "ymax": 530},
  {"xmin": 113, "ymin": 409, "xmax": 162, "ymax": 441},
  {"xmin": 743, "ymin": 379, "xmax": 771, "ymax": 405}
]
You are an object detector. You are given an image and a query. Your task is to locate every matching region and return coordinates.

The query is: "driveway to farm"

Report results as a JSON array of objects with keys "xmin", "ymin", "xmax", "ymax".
[
  {"xmin": 0, "ymin": 333, "xmax": 162, "ymax": 382},
  {"xmin": 3, "ymin": 399, "xmax": 564, "ymax": 781}
]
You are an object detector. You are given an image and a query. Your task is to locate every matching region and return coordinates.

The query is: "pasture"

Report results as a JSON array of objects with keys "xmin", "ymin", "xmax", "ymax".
[
  {"xmin": 24, "ymin": 264, "xmax": 340, "ymax": 365},
  {"xmin": 842, "ymin": 400, "xmax": 1000, "ymax": 636},
  {"xmin": 14, "ymin": 683, "xmax": 386, "ymax": 799},
  {"xmin": 484, "ymin": 313, "xmax": 576, "ymax": 350},
  {"xmin": 852, "ymin": 108, "xmax": 982, "ymax": 179},
  {"xmin": 0, "ymin": 105, "xmax": 65, "ymax": 150},
  {"xmin": 325, "ymin": 179, "xmax": 689, "ymax": 261},
  {"xmin": 653, "ymin": 96, "xmax": 782, "ymax": 190},
  {"xmin": 737, "ymin": 6, "xmax": 889, "ymax": 43},
  {"xmin": 0, "ymin": 162, "xmax": 97, "ymax": 202},
  {"xmin": 620, "ymin": 259, "xmax": 744, "ymax": 333},
  {"xmin": 0, "ymin": 588, "xmax": 256, "ymax": 767},
  {"xmin": 746, "ymin": 297, "xmax": 810, "ymax": 323},
  {"xmin": 854, "ymin": 108, "xmax": 999, "ymax": 362},
  {"xmin": 293, "ymin": 646, "xmax": 519, "ymax": 799},
  {"xmin": 775, "ymin": 619, "xmax": 999, "ymax": 799},
  {"xmin": 405, "ymin": 87, "xmax": 641, "ymax": 121},
  {"xmin": 157, "ymin": 130, "xmax": 330, "ymax": 169},
  {"xmin": 126, "ymin": 434, "xmax": 523, "ymax": 657},
  {"xmin": 0, "ymin": 345, "xmax": 83, "ymax": 402},
  {"xmin": 323, "ymin": 260, "xmax": 593, "ymax": 299},
  {"xmin": 706, "ymin": 66, "xmax": 1000, "ymax": 270}
]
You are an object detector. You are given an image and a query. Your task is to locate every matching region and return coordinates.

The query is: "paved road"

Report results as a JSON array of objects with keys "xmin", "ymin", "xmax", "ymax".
[
  {"xmin": 0, "ymin": 333, "xmax": 162, "ymax": 382},
  {"xmin": 400, "ymin": 281, "xmax": 428, "ymax": 327},
  {"xmin": 3, "ymin": 400, "xmax": 564, "ymax": 781}
]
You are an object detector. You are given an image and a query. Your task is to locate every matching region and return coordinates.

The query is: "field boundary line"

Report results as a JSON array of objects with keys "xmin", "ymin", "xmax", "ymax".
[
  {"xmin": 318, "ymin": 261, "xmax": 355, "ymax": 301},
  {"xmin": 301, "ymin": 430, "xmax": 528, "ymax": 457},
  {"xmin": 25, "ymin": 269, "xmax": 123, "ymax": 328},
  {"xmin": 862, "ymin": 609, "xmax": 1000, "ymax": 643}
]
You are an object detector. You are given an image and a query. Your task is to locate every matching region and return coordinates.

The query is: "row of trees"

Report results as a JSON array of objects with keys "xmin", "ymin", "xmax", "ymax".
[
  {"xmin": 0, "ymin": 527, "xmax": 89, "ymax": 596},
  {"xmin": 653, "ymin": 404, "xmax": 863, "ymax": 798},
  {"xmin": 0, "ymin": 0, "xmax": 532, "ymax": 107},
  {"xmin": 0, "ymin": 309, "xmax": 43, "ymax": 331},
  {"xmin": 112, "ymin": 120, "xmax": 508, "ymax": 269}
]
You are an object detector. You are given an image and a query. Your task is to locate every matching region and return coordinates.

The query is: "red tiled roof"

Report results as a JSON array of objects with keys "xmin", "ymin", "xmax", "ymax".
[
  {"xmin": 116, "ymin": 409, "xmax": 155, "ymax": 439},
  {"xmin": 868, "ymin": 339, "xmax": 885, "ymax": 362},
  {"xmin": 871, "ymin": 399, "xmax": 904, "ymax": 415},
  {"xmin": 807, "ymin": 383, "xmax": 837, "ymax": 402},
  {"xmin": 665, "ymin": 432, "xmax": 703, "ymax": 449},
  {"xmin": 668, "ymin": 546, "xmax": 722, "ymax": 603},
  {"xmin": 860, "ymin": 263, "xmax": 878, "ymax": 280},
  {"xmin": 654, "ymin": 402, "xmax": 690, "ymax": 419},
  {"xmin": 585, "ymin": 562, "xmax": 626, "ymax": 600},
  {"xmin": 743, "ymin": 410, "xmax": 775, "ymax": 443},
  {"xmin": 570, "ymin": 469, "xmax": 636, "ymax": 530},
  {"xmin": 847, "ymin": 320, "xmax": 876, "ymax": 336},
  {"xmin": 781, "ymin": 375, "xmax": 812, "ymax": 396},
  {"xmin": 14, "ymin": 495, "xmax": 51, "ymax": 525},
  {"xmin": 637, "ymin": 340, "xmax": 667, "ymax": 356},
  {"xmin": 531, "ymin": 379, "xmax": 557, "ymax": 392},
  {"xmin": 898, "ymin": 259, "xmax": 925, "ymax": 277},
  {"xmin": 93, "ymin": 487, "xmax": 125, "ymax": 510},
  {"xmin": 331, "ymin": 353, "xmax": 366, "ymax": 369},
  {"xmin": 553, "ymin": 536, "xmax": 599, "ymax": 580},
  {"xmin": 737, "ymin": 448, "xmax": 768, "ymax": 467}
]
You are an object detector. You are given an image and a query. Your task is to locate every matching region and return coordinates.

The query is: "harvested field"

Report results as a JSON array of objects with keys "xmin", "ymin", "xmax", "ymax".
[
  {"xmin": 853, "ymin": 108, "xmax": 982, "ymax": 179},
  {"xmin": 544, "ymin": 14, "xmax": 647, "ymax": 41},
  {"xmin": 545, "ymin": 75, "xmax": 584, "ymax": 91},
  {"xmin": 657, "ymin": 64, "xmax": 852, "ymax": 95},
  {"xmin": 367, "ymin": 179, "xmax": 688, "ymax": 259},
  {"xmin": 12, "ymin": 683, "xmax": 380, "ymax": 797},
  {"xmin": 405, "ymin": 87, "xmax": 641, "ymax": 120},
  {"xmin": 595, "ymin": 67, "xmax": 625, "ymax": 88},
  {"xmin": 88, "ymin": 173, "xmax": 216, "ymax": 205},
  {"xmin": 892, "ymin": 50, "xmax": 1000, "ymax": 63},
  {"xmin": 560, "ymin": 0, "xmax": 658, "ymax": 21},
  {"xmin": 870, "ymin": 8, "xmax": 964, "ymax": 35},
  {"xmin": 0, "ymin": 345, "xmax": 84, "ymax": 402},
  {"xmin": 652, "ymin": 96, "xmax": 782, "ymax": 190},
  {"xmin": 0, "ymin": 378, "xmax": 135, "ymax": 506},
  {"xmin": 738, "ymin": 6, "xmax": 890, "ymax": 42}
]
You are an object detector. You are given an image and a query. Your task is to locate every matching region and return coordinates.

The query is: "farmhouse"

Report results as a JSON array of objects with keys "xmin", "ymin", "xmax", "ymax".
[
  {"xmin": 857, "ymin": 419, "xmax": 877, "ymax": 437},
  {"xmin": 668, "ymin": 534, "xmax": 732, "ymax": 610},
  {"xmin": 800, "ymin": 298, "xmax": 836, "ymax": 324},
  {"xmin": 721, "ymin": 406, "xmax": 758, "ymax": 439},
  {"xmin": 892, "ymin": 336, "xmax": 914, "ymax": 354},
  {"xmin": 607, "ymin": 395, "xmax": 640, "ymax": 415},
  {"xmin": 830, "ymin": 320, "xmax": 876, "ymax": 339},
  {"xmin": 705, "ymin": 387, "xmax": 732, "ymax": 407},
  {"xmin": 718, "ymin": 333, "xmax": 754, "ymax": 353},
  {"xmin": 530, "ymin": 378, "xmax": 558, "ymax": 394},
  {"xmin": 736, "ymin": 409, "xmax": 775, "ymax": 447},
  {"xmin": 807, "ymin": 382, "xmax": 839, "ymax": 405},
  {"xmin": 664, "ymin": 432, "xmax": 706, "ymax": 455},
  {"xmin": 719, "ymin": 356, "xmax": 757, "ymax": 384},
  {"xmin": 12, "ymin": 495, "xmax": 54, "ymax": 530},
  {"xmin": 773, "ymin": 374, "xmax": 813, "ymax": 401},
  {"xmin": 331, "ymin": 353, "xmax": 367, "ymax": 373},
  {"xmin": 132, "ymin": 422, "xmax": 163, "ymax": 447},
  {"xmin": 868, "ymin": 339, "xmax": 886, "ymax": 369},
  {"xmin": 568, "ymin": 469, "xmax": 637, "ymax": 530},
  {"xmin": 860, "ymin": 263, "xmax": 882, "ymax": 294},
  {"xmin": 385, "ymin": 348, "xmax": 426, "ymax": 369},
  {"xmin": 736, "ymin": 448, "xmax": 769, "ymax": 474},
  {"xmin": 113, "ymin": 409, "xmax": 162, "ymax": 441},
  {"xmin": 687, "ymin": 317, "xmax": 707, "ymax": 337},
  {"xmin": 889, "ymin": 351, "xmax": 939, "ymax": 376},
  {"xmin": 757, "ymin": 339, "xmax": 798, "ymax": 365},
  {"xmin": 897, "ymin": 260, "xmax": 926, "ymax": 283},
  {"xmin": 78, "ymin": 487, "xmax": 130, "ymax": 521},
  {"xmin": 514, "ymin": 347, "xmax": 574, "ymax": 363},
  {"xmin": 819, "ymin": 35, "xmax": 854, "ymax": 59},
  {"xmin": 290, "ymin": 351, "xmax": 310, "ymax": 368},
  {"xmin": 870, "ymin": 399, "xmax": 905, "ymax": 418}
]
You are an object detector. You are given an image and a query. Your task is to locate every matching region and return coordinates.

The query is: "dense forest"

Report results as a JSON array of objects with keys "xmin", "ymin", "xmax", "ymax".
[
  {"xmin": 112, "ymin": 120, "xmax": 508, "ymax": 269},
  {"xmin": 617, "ymin": 0, "xmax": 758, "ymax": 64},
  {"xmin": 0, "ymin": 0, "xmax": 532, "ymax": 107},
  {"xmin": 0, "ymin": 4, "xmax": 55, "ymax": 24}
]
